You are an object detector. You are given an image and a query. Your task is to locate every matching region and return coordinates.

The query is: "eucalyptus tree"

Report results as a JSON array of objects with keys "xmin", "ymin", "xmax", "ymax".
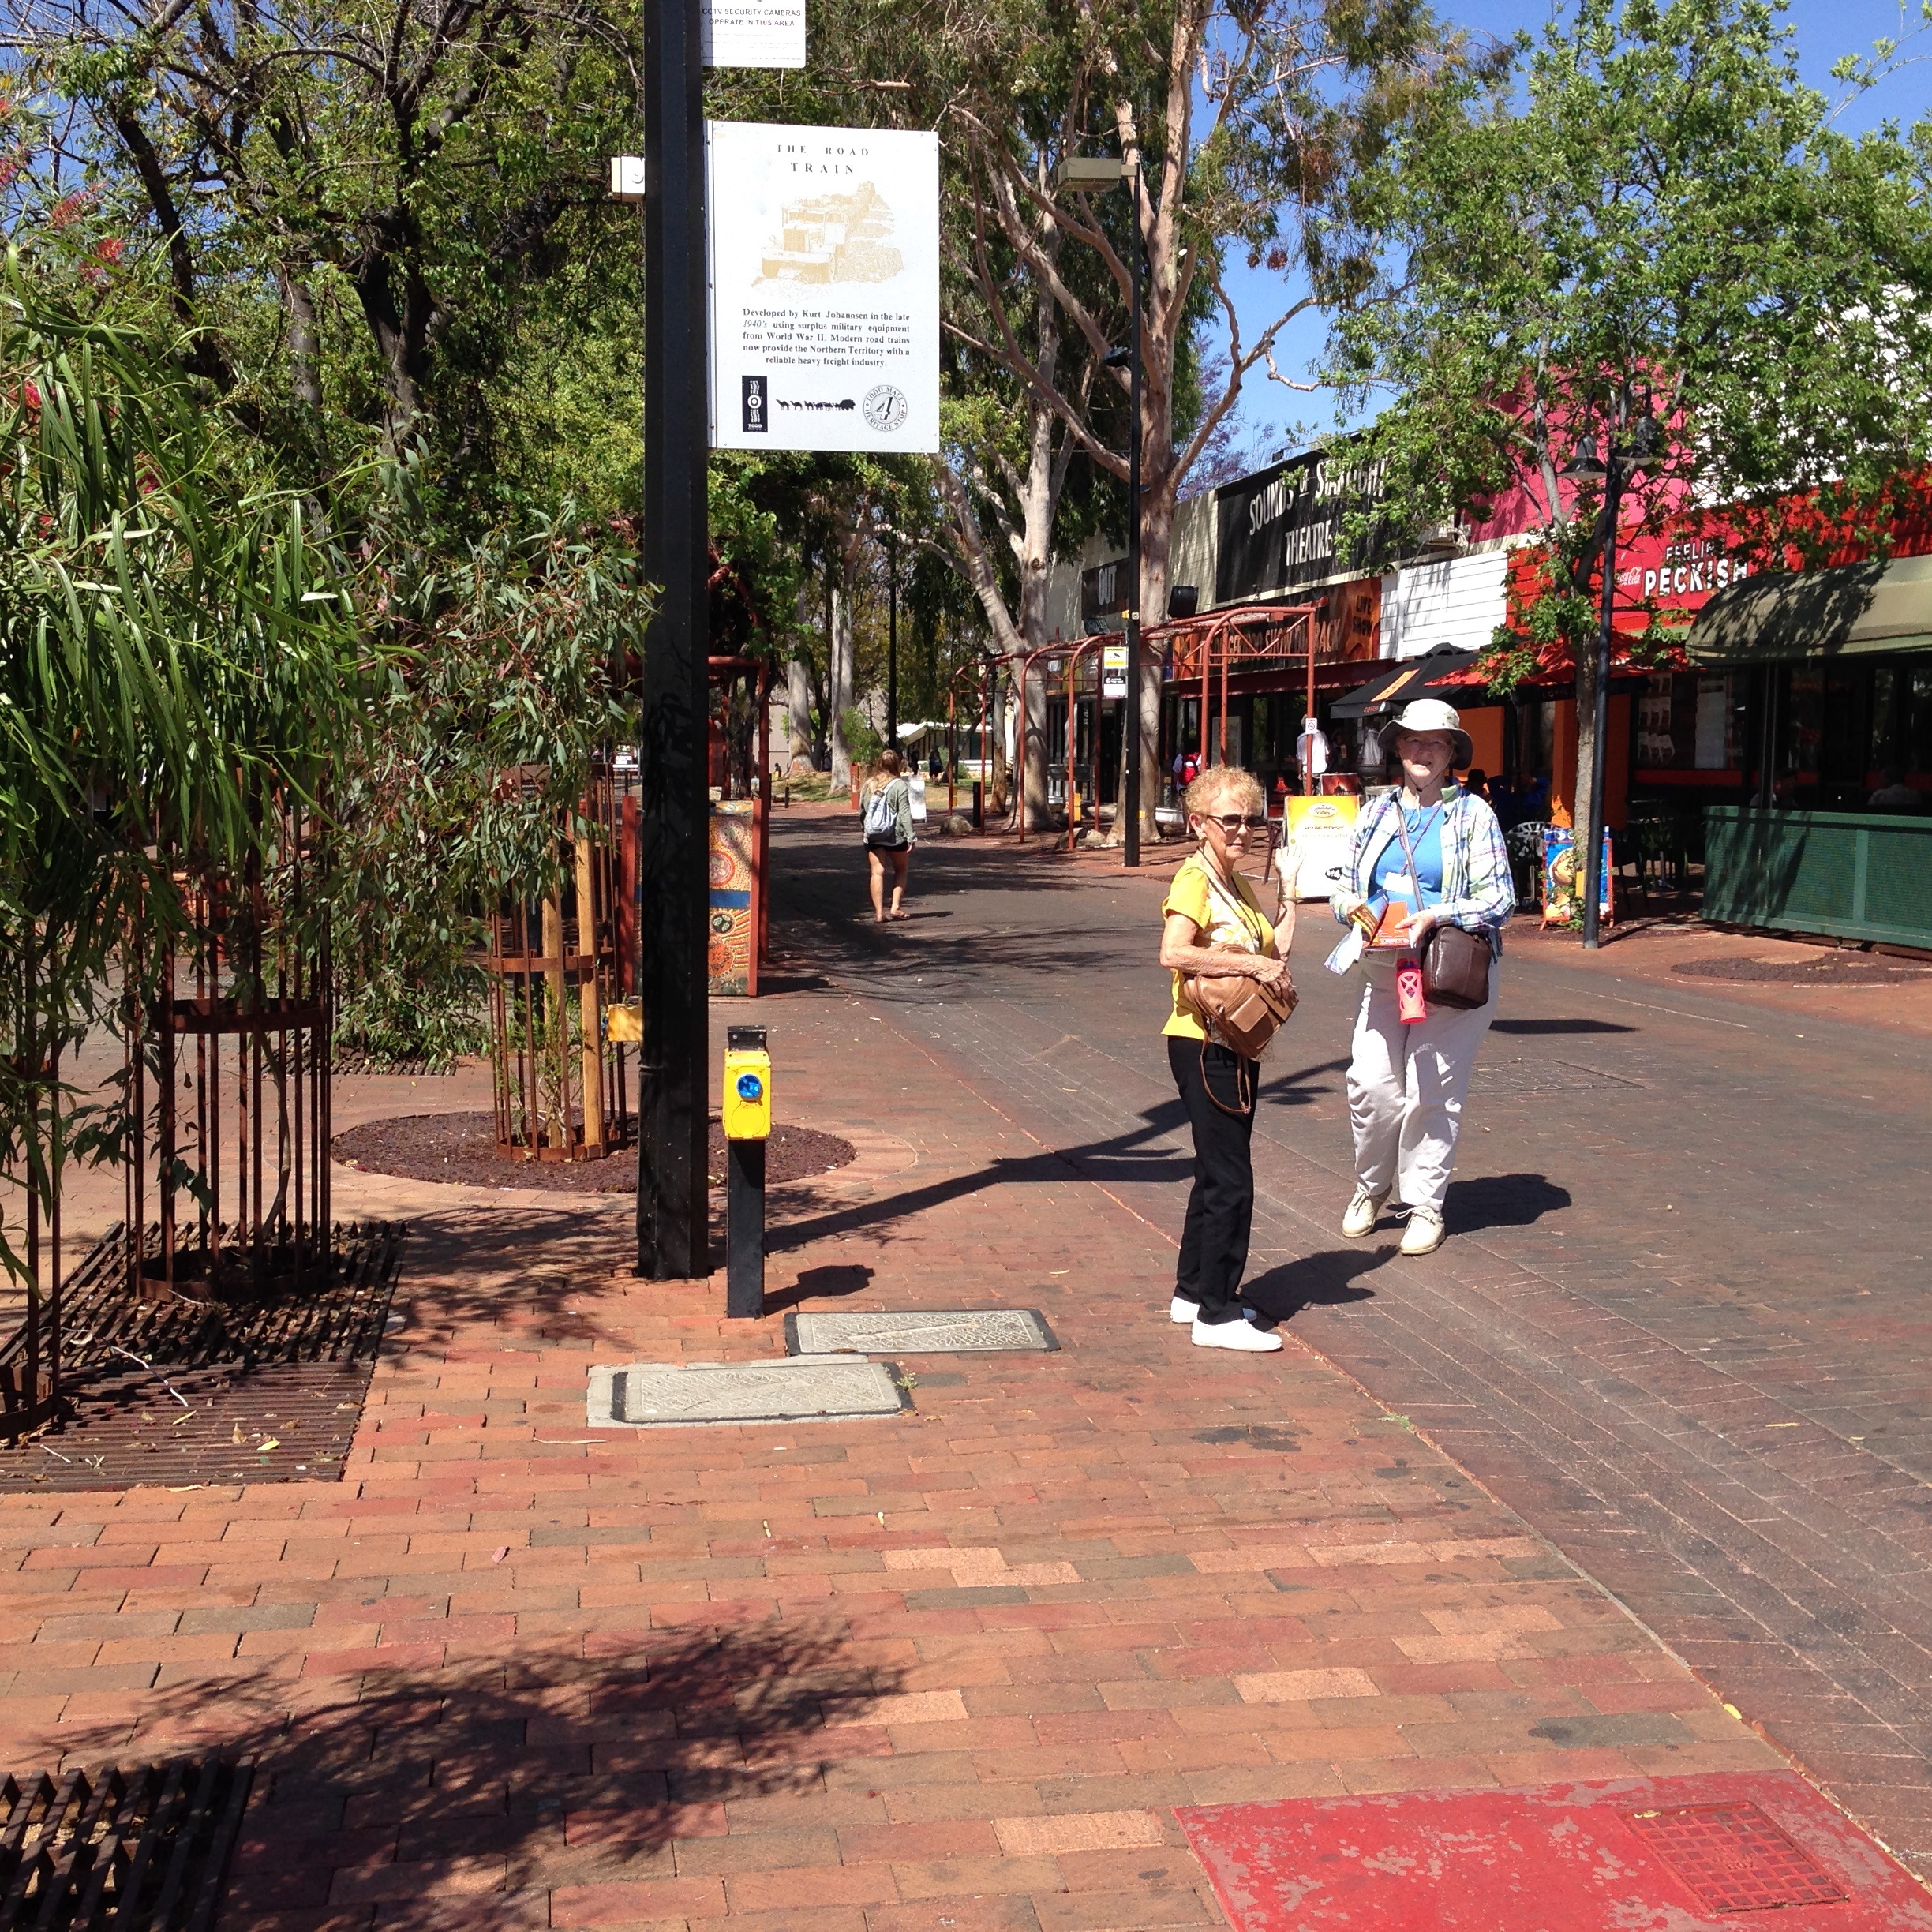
[
  {"xmin": 9, "ymin": 0, "xmax": 644, "ymax": 496},
  {"xmin": 1327, "ymin": 0, "xmax": 1932, "ymax": 890}
]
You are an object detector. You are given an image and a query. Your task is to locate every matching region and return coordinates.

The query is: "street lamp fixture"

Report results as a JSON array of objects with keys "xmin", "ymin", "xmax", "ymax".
[
  {"xmin": 1563, "ymin": 435, "xmax": 1606, "ymax": 482},
  {"xmin": 1056, "ymin": 152, "xmax": 1145, "ymax": 867},
  {"xmin": 1055, "ymin": 155, "xmax": 1127, "ymax": 190}
]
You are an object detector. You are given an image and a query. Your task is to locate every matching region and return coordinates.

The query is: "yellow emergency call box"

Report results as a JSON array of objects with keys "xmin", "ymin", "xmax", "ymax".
[{"xmin": 722, "ymin": 1030, "xmax": 772, "ymax": 1140}]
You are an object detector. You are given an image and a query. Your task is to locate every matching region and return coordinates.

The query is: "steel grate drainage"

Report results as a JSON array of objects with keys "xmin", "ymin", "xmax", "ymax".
[
  {"xmin": 0, "ymin": 1755, "xmax": 253, "ymax": 1930},
  {"xmin": 1622, "ymin": 1803, "xmax": 1848, "ymax": 1913}
]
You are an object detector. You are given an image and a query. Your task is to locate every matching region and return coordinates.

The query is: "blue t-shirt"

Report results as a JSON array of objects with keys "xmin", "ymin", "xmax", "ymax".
[{"xmin": 1369, "ymin": 806, "xmax": 1446, "ymax": 913}]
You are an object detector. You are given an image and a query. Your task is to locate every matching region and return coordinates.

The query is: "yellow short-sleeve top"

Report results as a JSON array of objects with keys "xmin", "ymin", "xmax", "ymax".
[{"xmin": 1161, "ymin": 854, "xmax": 1278, "ymax": 1040}]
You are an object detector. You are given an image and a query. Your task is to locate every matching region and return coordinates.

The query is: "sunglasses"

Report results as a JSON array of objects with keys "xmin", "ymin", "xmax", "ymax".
[{"xmin": 1204, "ymin": 814, "xmax": 1269, "ymax": 833}]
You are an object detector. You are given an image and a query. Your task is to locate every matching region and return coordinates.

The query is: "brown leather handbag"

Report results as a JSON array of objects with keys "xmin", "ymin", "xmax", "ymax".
[
  {"xmin": 1419, "ymin": 923, "xmax": 1492, "ymax": 1010},
  {"xmin": 1191, "ymin": 971, "xmax": 1298, "ymax": 1060},
  {"xmin": 1189, "ymin": 870, "xmax": 1298, "ymax": 1060}
]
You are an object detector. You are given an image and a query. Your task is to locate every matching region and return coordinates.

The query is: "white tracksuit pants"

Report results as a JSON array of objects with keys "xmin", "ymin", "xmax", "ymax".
[{"xmin": 1346, "ymin": 958, "xmax": 1498, "ymax": 1217}]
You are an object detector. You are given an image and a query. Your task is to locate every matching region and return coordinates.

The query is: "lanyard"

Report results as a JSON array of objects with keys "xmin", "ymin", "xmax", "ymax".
[{"xmin": 1391, "ymin": 801, "xmax": 1447, "ymax": 908}]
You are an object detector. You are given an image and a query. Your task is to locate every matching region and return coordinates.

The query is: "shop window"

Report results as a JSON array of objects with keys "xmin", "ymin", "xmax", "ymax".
[
  {"xmin": 1694, "ymin": 673, "xmax": 1734, "ymax": 769},
  {"xmin": 1908, "ymin": 666, "xmax": 1932, "ymax": 774},
  {"xmin": 1637, "ymin": 673, "xmax": 1677, "ymax": 766},
  {"xmin": 1519, "ymin": 699, "xmax": 1555, "ymax": 780}
]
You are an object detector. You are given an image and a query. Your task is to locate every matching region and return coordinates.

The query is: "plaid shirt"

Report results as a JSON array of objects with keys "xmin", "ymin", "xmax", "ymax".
[{"xmin": 1339, "ymin": 788, "xmax": 1515, "ymax": 956}]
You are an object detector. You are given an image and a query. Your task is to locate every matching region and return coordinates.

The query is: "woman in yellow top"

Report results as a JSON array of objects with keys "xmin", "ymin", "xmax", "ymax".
[{"xmin": 1158, "ymin": 766, "xmax": 1295, "ymax": 1351}]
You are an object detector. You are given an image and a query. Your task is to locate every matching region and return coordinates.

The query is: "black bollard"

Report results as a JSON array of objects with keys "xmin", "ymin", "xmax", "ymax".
[
  {"xmin": 726, "ymin": 1136, "xmax": 766, "ymax": 1320},
  {"xmin": 722, "ymin": 1024, "xmax": 770, "ymax": 1319}
]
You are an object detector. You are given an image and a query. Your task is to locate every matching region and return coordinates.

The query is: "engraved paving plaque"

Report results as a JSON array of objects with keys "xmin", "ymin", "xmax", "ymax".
[
  {"xmin": 587, "ymin": 1357, "xmax": 908, "ymax": 1427},
  {"xmin": 785, "ymin": 1309, "xmax": 1058, "ymax": 1357}
]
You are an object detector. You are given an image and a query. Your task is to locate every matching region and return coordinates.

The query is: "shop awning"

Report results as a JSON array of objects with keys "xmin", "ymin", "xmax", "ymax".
[
  {"xmin": 1331, "ymin": 646, "xmax": 1480, "ymax": 720},
  {"xmin": 1687, "ymin": 553, "xmax": 1932, "ymax": 665}
]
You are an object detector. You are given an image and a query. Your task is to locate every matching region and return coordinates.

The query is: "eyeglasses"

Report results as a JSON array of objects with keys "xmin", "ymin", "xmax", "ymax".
[{"xmin": 1207, "ymin": 814, "xmax": 1268, "ymax": 833}]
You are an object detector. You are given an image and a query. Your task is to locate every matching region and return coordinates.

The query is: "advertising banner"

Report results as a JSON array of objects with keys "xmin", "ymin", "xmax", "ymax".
[
  {"xmin": 1541, "ymin": 825, "xmax": 1613, "ymax": 926},
  {"xmin": 707, "ymin": 122, "xmax": 939, "ymax": 454},
  {"xmin": 702, "ymin": 0, "xmax": 804, "ymax": 66},
  {"xmin": 1285, "ymin": 794, "xmax": 1360, "ymax": 900}
]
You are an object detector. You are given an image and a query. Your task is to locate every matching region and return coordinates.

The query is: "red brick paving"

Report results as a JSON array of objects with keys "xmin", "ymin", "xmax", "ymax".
[{"xmin": 0, "ymin": 964, "xmax": 1802, "ymax": 1932}]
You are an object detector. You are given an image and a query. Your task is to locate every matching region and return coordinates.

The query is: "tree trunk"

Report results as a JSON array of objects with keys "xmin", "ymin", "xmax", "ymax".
[
  {"xmin": 283, "ymin": 270, "xmax": 324, "ymax": 410},
  {"xmin": 828, "ymin": 573, "xmax": 856, "ymax": 790},
  {"xmin": 786, "ymin": 656, "xmax": 814, "ymax": 769},
  {"xmin": 1571, "ymin": 643, "xmax": 1601, "ymax": 891}
]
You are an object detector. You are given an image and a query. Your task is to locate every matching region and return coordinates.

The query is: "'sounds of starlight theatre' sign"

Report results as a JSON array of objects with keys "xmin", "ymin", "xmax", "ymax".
[
  {"xmin": 1214, "ymin": 447, "xmax": 1396, "ymax": 605},
  {"xmin": 706, "ymin": 122, "xmax": 940, "ymax": 455}
]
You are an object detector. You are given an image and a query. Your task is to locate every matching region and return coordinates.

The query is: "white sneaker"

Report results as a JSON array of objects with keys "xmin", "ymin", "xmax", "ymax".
[
  {"xmin": 1342, "ymin": 1183, "xmax": 1389, "ymax": 1239},
  {"xmin": 1399, "ymin": 1208, "xmax": 1446, "ymax": 1256},
  {"xmin": 1193, "ymin": 1316, "xmax": 1283, "ymax": 1352},
  {"xmin": 1170, "ymin": 1294, "xmax": 1198, "ymax": 1325}
]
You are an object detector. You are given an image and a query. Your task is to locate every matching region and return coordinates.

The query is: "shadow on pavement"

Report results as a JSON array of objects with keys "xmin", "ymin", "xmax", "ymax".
[
  {"xmin": 767, "ymin": 1262, "xmax": 875, "ymax": 1314},
  {"xmin": 1243, "ymin": 1247, "xmax": 1394, "ymax": 1324},
  {"xmin": 1491, "ymin": 1017, "xmax": 1638, "ymax": 1035},
  {"xmin": 1447, "ymin": 1170, "xmax": 1571, "ymax": 1232},
  {"xmin": 1259, "ymin": 1054, "xmax": 1350, "ymax": 1106},
  {"xmin": 152, "ymin": 1625, "xmax": 903, "ymax": 1921},
  {"xmin": 769, "ymin": 1104, "xmax": 1193, "ymax": 1252}
]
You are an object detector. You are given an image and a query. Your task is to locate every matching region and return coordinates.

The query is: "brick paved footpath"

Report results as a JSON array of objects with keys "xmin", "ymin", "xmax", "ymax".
[
  {"xmin": 768, "ymin": 804, "xmax": 1932, "ymax": 1879},
  {"xmin": 0, "ymin": 973, "xmax": 1797, "ymax": 1928}
]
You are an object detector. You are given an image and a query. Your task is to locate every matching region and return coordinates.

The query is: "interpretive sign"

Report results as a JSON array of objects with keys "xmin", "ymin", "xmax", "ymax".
[
  {"xmin": 702, "ymin": 0, "xmax": 804, "ymax": 67},
  {"xmin": 706, "ymin": 121, "xmax": 940, "ymax": 453}
]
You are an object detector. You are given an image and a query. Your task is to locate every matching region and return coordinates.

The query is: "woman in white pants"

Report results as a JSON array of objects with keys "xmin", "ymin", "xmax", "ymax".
[{"xmin": 1330, "ymin": 700, "xmax": 1515, "ymax": 1256}]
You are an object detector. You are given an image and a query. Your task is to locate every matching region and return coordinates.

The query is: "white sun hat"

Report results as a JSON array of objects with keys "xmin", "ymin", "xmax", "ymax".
[{"xmin": 1387, "ymin": 698, "xmax": 1473, "ymax": 769}]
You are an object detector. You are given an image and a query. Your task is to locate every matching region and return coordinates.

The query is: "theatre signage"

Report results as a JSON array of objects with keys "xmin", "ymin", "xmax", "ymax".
[{"xmin": 1215, "ymin": 448, "xmax": 1395, "ymax": 605}]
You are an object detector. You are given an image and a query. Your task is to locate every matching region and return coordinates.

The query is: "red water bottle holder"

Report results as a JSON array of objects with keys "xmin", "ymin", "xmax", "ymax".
[{"xmin": 1395, "ymin": 954, "xmax": 1427, "ymax": 1024}]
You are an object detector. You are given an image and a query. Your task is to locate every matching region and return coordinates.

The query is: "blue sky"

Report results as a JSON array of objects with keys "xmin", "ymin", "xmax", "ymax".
[{"xmin": 1208, "ymin": 0, "xmax": 1932, "ymax": 466}]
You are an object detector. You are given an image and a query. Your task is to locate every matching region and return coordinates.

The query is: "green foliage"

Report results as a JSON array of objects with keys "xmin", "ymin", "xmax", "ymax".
[
  {"xmin": 0, "ymin": 254, "xmax": 364, "ymax": 1281},
  {"xmin": 1328, "ymin": 0, "xmax": 1932, "ymax": 559},
  {"xmin": 841, "ymin": 708, "xmax": 886, "ymax": 769},
  {"xmin": 331, "ymin": 474, "xmax": 648, "ymax": 1067}
]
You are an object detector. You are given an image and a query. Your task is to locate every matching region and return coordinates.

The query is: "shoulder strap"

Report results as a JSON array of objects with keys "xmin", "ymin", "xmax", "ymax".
[
  {"xmin": 1392, "ymin": 802, "xmax": 1447, "ymax": 907},
  {"xmin": 1200, "ymin": 865, "xmax": 1264, "ymax": 946}
]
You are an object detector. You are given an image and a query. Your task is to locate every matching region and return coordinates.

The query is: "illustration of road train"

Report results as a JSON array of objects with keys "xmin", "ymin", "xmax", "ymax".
[{"xmin": 759, "ymin": 182, "xmax": 904, "ymax": 284}]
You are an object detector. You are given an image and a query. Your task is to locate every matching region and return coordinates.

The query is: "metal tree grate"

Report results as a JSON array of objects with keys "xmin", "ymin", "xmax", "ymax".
[
  {"xmin": 0, "ymin": 1756, "xmax": 253, "ymax": 1930},
  {"xmin": 1622, "ymin": 1803, "xmax": 1848, "ymax": 1913}
]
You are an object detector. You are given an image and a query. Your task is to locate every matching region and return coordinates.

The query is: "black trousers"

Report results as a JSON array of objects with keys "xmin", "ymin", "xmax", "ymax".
[{"xmin": 1169, "ymin": 1036, "xmax": 1259, "ymax": 1325}]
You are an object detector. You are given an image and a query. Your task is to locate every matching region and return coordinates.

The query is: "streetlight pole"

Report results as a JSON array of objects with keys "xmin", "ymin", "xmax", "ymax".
[
  {"xmin": 1580, "ymin": 454, "xmax": 1622, "ymax": 951},
  {"xmin": 886, "ymin": 531, "xmax": 898, "ymax": 747},
  {"xmin": 1122, "ymin": 159, "xmax": 1143, "ymax": 869},
  {"xmin": 1059, "ymin": 151, "xmax": 1144, "ymax": 867},
  {"xmin": 1573, "ymin": 412, "xmax": 1656, "ymax": 951},
  {"xmin": 635, "ymin": 0, "xmax": 710, "ymax": 1279}
]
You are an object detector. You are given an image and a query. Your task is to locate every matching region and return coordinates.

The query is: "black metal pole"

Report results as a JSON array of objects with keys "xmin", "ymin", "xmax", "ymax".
[
  {"xmin": 726, "ymin": 1136, "xmax": 766, "ymax": 1317},
  {"xmin": 636, "ymin": 0, "xmax": 710, "ymax": 1279},
  {"xmin": 1581, "ymin": 457, "xmax": 1622, "ymax": 949},
  {"xmin": 1123, "ymin": 159, "xmax": 1143, "ymax": 868},
  {"xmin": 887, "ymin": 533, "xmax": 898, "ymax": 744}
]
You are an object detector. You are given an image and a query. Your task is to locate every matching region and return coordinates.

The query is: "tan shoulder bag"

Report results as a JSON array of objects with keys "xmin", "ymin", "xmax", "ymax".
[{"xmin": 1188, "ymin": 869, "xmax": 1297, "ymax": 1061}]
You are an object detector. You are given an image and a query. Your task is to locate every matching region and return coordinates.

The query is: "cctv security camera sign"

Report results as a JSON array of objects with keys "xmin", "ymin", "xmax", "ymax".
[{"xmin": 706, "ymin": 122, "xmax": 939, "ymax": 454}]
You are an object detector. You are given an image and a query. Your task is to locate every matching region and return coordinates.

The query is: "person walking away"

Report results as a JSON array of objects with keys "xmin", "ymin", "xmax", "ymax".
[
  {"xmin": 1330, "ymin": 701, "xmax": 1513, "ymax": 1256},
  {"xmin": 861, "ymin": 749, "xmax": 915, "ymax": 923},
  {"xmin": 1159, "ymin": 766, "xmax": 1296, "ymax": 1351}
]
